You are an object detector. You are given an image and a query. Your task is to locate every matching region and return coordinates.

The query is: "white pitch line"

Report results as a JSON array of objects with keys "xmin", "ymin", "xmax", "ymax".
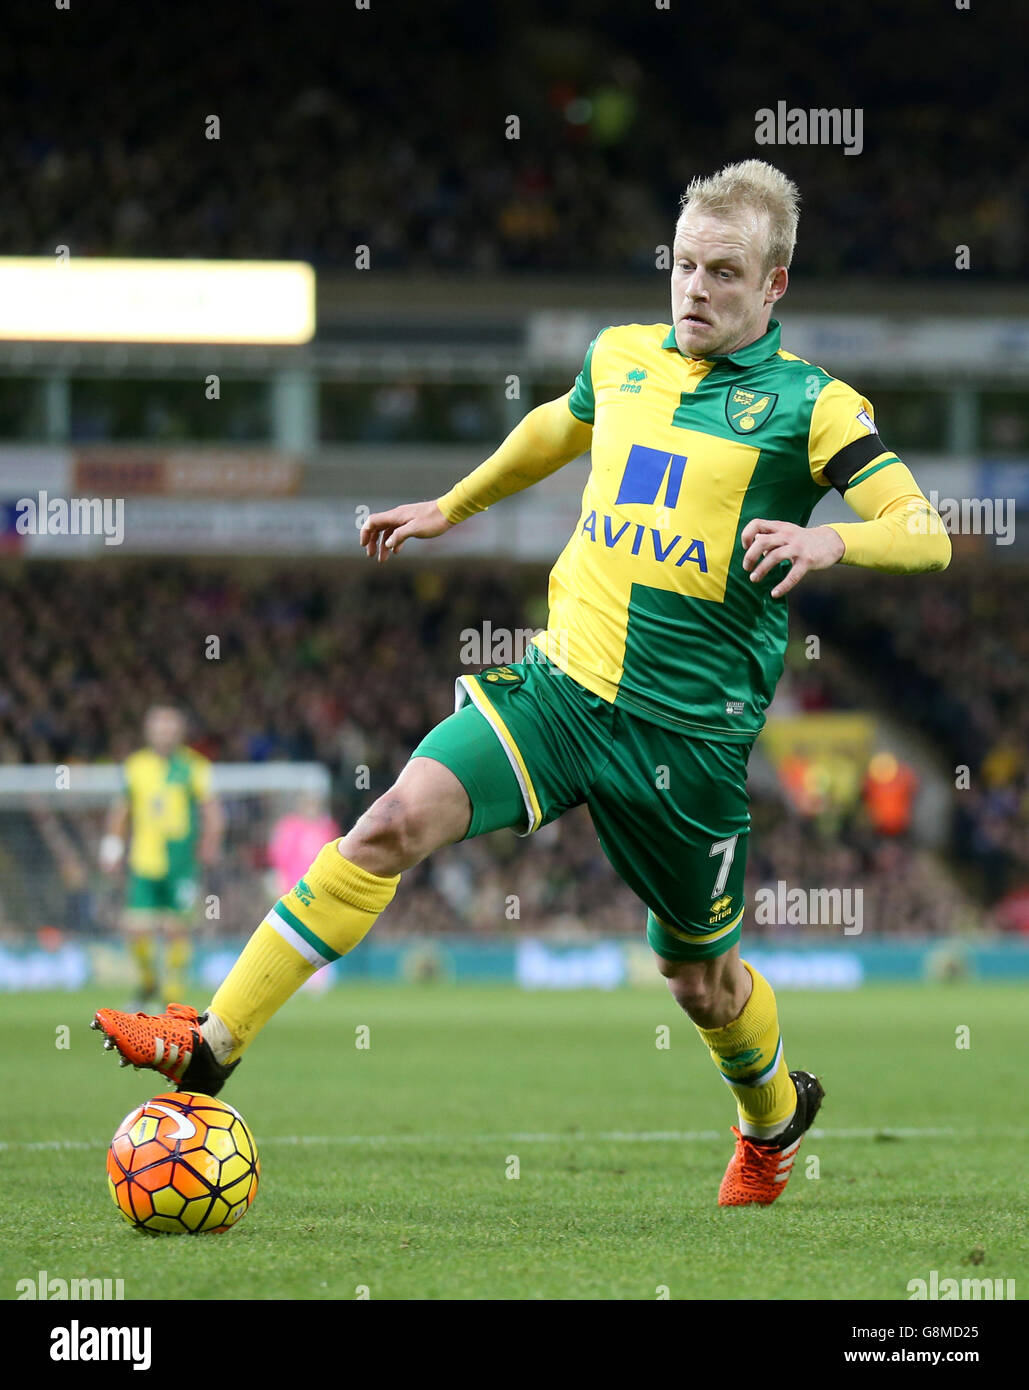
[{"xmin": 2, "ymin": 1125, "xmax": 1019, "ymax": 1154}]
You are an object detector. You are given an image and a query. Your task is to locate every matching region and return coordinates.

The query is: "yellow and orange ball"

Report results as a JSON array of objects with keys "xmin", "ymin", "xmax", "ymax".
[{"xmin": 107, "ymin": 1092, "xmax": 259, "ymax": 1235}]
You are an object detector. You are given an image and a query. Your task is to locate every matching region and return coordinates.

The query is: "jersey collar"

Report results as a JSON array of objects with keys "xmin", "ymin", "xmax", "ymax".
[{"xmin": 661, "ymin": 318, "xmax": 782, "ymax": 367}]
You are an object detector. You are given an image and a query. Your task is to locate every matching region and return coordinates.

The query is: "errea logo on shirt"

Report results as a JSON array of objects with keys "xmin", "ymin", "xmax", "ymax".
[{"xmin": 620, "ymin": 368, "xmax": 647, "ymax": 394}]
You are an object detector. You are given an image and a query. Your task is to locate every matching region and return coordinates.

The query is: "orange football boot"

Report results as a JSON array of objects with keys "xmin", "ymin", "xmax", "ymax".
[
  {"xmin": 718, "ymin": 1070, "xmax": 824, "ymax": 1206},
  {"xmin": 91, "ymin": 1002, "xmax": 239, "ymax": 1095}
]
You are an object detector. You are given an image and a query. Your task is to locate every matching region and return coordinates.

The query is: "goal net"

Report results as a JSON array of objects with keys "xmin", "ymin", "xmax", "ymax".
[{"xmin": 0, "ymin": 762, "xmax": 332, "ymax": 951}]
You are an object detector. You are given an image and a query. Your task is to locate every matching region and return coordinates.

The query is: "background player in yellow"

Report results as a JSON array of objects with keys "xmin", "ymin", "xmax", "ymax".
[
  {"xmin": 94, "ymin": 162, "xmax": 950, "ymax": 1207},
  {"xmin": 100, "ymin": 705, "xmax": 223, "ymax": 1005}
]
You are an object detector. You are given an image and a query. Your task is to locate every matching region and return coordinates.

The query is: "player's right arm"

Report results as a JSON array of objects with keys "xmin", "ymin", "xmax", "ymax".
[
  {"xmin": 360, "ymin": 391, "xmax": 593, "ymax": 561},
  {"xmin": 807, "ymin": 379, "xmax": 951, "ymax": 573},
  {"xmin": 100, "ymin": 794, "xmax": 130, "ymax": 873}
]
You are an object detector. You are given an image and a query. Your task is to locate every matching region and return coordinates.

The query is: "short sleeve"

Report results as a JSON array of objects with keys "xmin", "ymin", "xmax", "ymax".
[
  {"xmin": 808, "ymin": 377, "xmax": 902, "ymax": 493},
  {"xmin": 190, "ymin": 755, "xmax": 213, "ymax": 803},
  {"xmin": 567, "ymin": 330, "xmax": 607, "ymax": 424}
]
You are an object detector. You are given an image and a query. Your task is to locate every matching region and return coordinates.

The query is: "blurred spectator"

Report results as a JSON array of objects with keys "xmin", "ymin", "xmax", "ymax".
[
  {"xmin": 862, "ymin": 751, "xmax": 918, "ymax": 838},
  {"xmin": 994, "ymin": 885, "xmax": 1029, "ymax": 935},
  {"xmin": 267, "ymin": 793, "xmax": 341, "ymax": 897}
]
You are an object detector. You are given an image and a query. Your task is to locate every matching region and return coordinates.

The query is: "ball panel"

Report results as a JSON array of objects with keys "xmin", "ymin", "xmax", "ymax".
[
  {"xmin": 218, "ymin": 1151, "xmax": 251, "ymax": 1188},
  {"xmin": 150, "ymin": 1183, "xmax": 188, "ymax": 1219},
  {"xmin": 134, "ymin": 1159, "xmax": 176, "ymax": 1191},
  {"xmin": 205, "ymin": 1196, "xmax": 230, "ymax": 1230},
  {"xmin": 128, "ymin": 1137, "xmax": 175, "ymax": 1171},
  {"xmin": 127, "ymin": 1113, "xmax": 163, "ymax": 1146},
  {"xmin": 169, "ymin": 1159, "xmax": 213, "ymax": 1200},
  {"xmin": 142, "ymin": 1212, "xmax": 187, "ymax": 1235},
  {"xmin": 219, "ymin": 1174, "xmax": 255, "ymax": 1208},
  {"xmin": 128, "ymin": 1182, "xmax": 154, "ymax": 1223},
  {"xmin": 179, "ymin": 1194, "xmax": 216, "ymax": 1231},
  {"xmin": 203, "ymin": 1127, "xmax": 236, "ymax": 1160},
  {"xmin": 181, "ymin": 1148, "xmax": 220, "ymax": 1187}
]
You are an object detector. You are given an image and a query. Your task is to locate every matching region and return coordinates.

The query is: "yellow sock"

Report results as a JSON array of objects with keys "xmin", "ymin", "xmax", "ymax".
[
  {"xmin": 164, "ymin": 933, "xmax": 192, "ymax": 1001},
  {"xmin": 129, "ymin": 933, "xmax": 158, "ymax": 999},
  {"xmin": 695, "ymin": 961, "xmax": 796, "ymax": 1137},
  {"xmin": 209, "ymin": 840, "xmax": 399, "ymax": 1062}
]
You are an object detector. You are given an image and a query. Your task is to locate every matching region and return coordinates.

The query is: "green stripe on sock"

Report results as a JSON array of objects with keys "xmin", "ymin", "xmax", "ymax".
[{"xmin": 271, "ymin": 899, "xmax": 342, "ymax": 962}]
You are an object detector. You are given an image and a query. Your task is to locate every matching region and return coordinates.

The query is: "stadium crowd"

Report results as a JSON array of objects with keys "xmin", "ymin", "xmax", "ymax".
[
  {"xmin": 1, "ymin": 2, "xmax": 1022, "ymax": 278},
  {"xmin": 797, "ymin": 569, "xmax": 1029, "ymax": 921},
  {"xmin": 1, "ymin": 559, "xmax": 1014, "ymax": 943}
]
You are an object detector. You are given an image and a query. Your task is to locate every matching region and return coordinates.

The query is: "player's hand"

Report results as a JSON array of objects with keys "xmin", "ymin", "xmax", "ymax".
[
  {"xmin": 741, "ymin": 519, "xmax": 845, "ymax": 598},
  {"xmin": 98, "ymin": 834, "xmax": 125, "ymax": 874},
  {"xmin": 360, "ymin": 500, "xmax": 453, "ymax": 562}
]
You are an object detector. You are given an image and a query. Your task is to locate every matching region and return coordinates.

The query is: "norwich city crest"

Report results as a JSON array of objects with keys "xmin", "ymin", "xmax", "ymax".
[
  {"xmin": 725, "ymin": 387, "xmax": 779, "ymax": 434},
  {"xmin": 481, "ymin": 666, "xmax": 524, "ymax": 686}
]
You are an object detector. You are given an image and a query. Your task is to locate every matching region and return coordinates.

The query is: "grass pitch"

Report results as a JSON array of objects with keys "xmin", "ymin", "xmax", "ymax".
[{"xmin": 1, "ymin": 983, "xmax": 1023, "ymax": 1301}]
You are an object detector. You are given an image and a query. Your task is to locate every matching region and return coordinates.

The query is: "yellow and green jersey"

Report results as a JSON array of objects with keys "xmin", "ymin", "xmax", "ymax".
[
  {"xmin": 532, "ymin": 318, "xmax": 901, "ymax": 741},
  {"xmin": 123, "ymin": 746, "xmax": 212, "ymax": 879}
]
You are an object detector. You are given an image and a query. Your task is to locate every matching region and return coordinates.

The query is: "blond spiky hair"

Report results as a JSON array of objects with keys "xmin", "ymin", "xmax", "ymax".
[{"xmin": 678, "ymin": 160, "xmax": 800, "ymax": 272}]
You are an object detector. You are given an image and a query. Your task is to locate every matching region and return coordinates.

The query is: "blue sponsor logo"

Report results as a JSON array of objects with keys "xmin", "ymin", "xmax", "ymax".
[
  {"xmin": 580, "ymin": 510, "xmax": 708, "ymax": 570},
  {"xmin": 597, "ymin": 444, "xmax": 707, "ymax": 569},
  {"xmin": 615, "ymin": 444, "xmax": 688, "ymax": 508}
]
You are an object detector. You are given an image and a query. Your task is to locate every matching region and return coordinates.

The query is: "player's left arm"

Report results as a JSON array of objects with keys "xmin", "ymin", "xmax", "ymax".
[
  {"xmin": 100, "ymin": 763, "xmax": 132, "ymax": 873},
  {"xmin": 199, "ymin": 798, "xmax": 224, "ymax": 866},
  {"xmin": 192, "ymin": 756, "xmax": 223, "ymax": 866},
  {"xmin": 743, "ymin": 380, "xmax": 951, "ymax": 598}
]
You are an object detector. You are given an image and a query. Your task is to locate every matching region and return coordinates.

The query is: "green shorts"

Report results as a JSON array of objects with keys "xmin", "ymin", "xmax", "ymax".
[
  {"xmin": 127, "ymin": 872, "xmax": 199, "ymax": 919},
  {"xmin": 411, "ymin": 650, "xmax": 752, "ymax": 961}
]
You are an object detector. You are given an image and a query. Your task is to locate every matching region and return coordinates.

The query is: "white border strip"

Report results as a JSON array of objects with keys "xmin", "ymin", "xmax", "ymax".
[
  {"xmin": 266, "ymin": 911, "xmax": 332, "ymax": 969},
  {"xmin": 455, "ymin": 675, "xmax": 538, "ymax": 834}
]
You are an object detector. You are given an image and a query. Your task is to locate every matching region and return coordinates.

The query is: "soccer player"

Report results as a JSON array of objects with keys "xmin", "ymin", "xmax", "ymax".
[
  {"xmin": 94, "ymin": 162, "xmax": 950, "ymax": 1205},
  {"xmin": 99, "ymin": 705, "xmax": 222, "ymax": 1005}
]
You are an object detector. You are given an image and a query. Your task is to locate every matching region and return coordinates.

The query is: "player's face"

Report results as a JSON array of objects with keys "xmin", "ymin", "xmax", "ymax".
[
  {"xmin": 670, "ymin": 212, "xmax": 786, "ymax": 359},
  {"xmin": 144, "ymin": 708, "xmax": 184, "ymax": 755}
]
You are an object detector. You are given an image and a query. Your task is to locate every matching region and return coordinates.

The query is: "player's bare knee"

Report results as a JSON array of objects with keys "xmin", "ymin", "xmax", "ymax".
[
  {"xmin": 344, "ymin": 793, "xmax": 432, "ymax": 873},
  {"xmin": 664, "ymin": 968, "xmax": 717, "ymax": 1019},
  {"xmin": 656, "ymin": 956, "xmax": 740, "ymax": 1025}
]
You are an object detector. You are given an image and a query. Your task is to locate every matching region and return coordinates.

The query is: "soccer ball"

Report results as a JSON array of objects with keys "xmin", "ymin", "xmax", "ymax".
[{"xmin": 107, "ymin": 1091, "xmax": 259, "ymax": 1235}]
